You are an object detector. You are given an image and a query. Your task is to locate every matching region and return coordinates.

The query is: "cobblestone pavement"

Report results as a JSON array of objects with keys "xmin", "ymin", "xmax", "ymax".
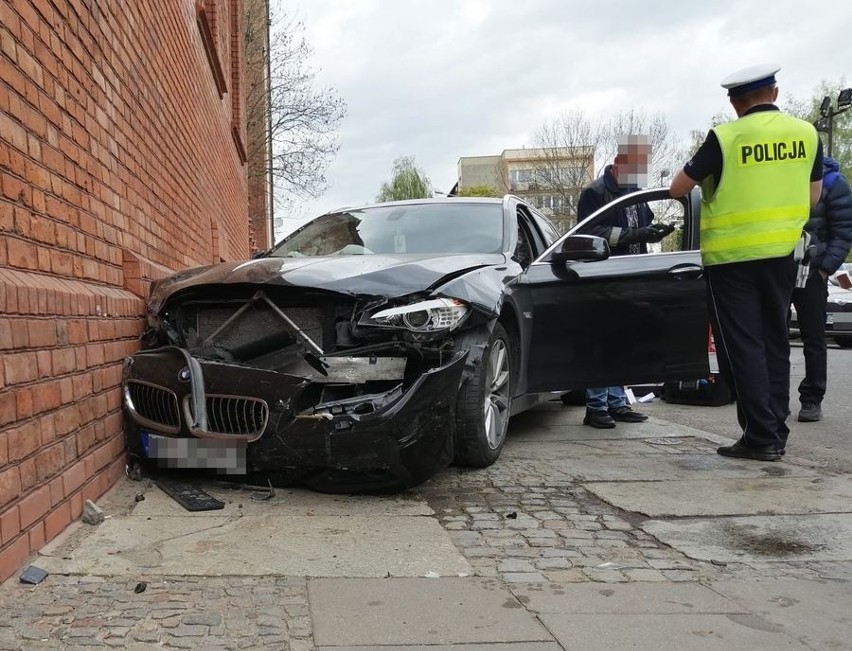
[
  {"xmin": 0, "ymin": 576, "xmax": 313, "ymax": 651},
  {"xmin": 416, "ymin": 435, "xmax": 850, "ymax": 586}
]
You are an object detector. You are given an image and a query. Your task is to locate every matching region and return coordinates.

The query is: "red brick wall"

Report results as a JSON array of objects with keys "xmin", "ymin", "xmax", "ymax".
[{"xmin": 0, "ymin": 0, "xmax": 250, "ymax": 581}]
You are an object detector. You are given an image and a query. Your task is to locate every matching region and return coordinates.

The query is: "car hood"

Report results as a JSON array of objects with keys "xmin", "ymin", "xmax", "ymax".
[{"xmin": 149, "ymin": 253, "xmax": 510, "ymax": 313}]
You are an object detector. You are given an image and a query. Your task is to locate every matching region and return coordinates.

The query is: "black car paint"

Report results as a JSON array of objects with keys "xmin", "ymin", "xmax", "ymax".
[{"xmin": 123, "ymin": 192, "xmax": 710, "ymax": 491}]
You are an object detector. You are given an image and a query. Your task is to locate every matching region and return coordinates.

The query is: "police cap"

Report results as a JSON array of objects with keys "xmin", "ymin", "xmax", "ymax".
[{"xmin": 721, "ymin": 64, "xmax": 780, "ymax": 97}]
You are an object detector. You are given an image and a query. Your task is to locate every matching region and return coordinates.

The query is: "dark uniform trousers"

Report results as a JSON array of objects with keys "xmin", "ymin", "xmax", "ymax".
[
  {"xmin": 706, "ymin": 254, "xmax": 797, "ymax": 449},
  {"xmin": 791, "ymin": 270, "xmax": 829, "ymax": 406}
]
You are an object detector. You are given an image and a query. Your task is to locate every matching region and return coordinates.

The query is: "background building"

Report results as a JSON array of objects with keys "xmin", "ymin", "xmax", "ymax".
[
  {"xmin": 457, "ymin": 146, "xmax": 595, "ymax": 231},
  {"xmin": 0, "ymin": 0, "xmax": 268, "ymax": 581}
]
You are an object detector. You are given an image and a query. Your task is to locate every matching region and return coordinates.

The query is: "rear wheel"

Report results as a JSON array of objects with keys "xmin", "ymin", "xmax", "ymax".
[{"xmin": 454, "ymin": 323, "xmax": 513, "ymax": 467}]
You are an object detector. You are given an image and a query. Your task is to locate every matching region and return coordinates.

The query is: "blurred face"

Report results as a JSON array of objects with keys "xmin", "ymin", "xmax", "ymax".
[{"xmin": 613, "ymin": 134, "xmax": 651, "ymax": 188}]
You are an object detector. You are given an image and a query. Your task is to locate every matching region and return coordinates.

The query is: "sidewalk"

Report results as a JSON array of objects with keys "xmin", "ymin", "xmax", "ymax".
[{"xmin": 0, "ymin": 400, "xmax": 850, "ymax": 650}]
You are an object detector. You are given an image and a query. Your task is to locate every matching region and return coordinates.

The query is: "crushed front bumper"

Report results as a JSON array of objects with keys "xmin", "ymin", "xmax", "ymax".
[{"xmin": 122, "ymin": 348, "xmax": 467, "ymax": 491}]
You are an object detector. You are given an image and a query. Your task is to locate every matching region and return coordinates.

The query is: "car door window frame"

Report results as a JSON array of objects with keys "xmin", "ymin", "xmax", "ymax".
[{"xmin": 533, "ymin": 188, "xmax": 700, "ymax": 263}]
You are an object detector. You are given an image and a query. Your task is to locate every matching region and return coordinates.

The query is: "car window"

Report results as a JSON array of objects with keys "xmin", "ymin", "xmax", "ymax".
[
  {"xmin": 268, "ymin": 203, "xmax": 505, "ymax": 257},
  {"xmin": 649, "ymin": 197, "xmax": 686, "ymax": 253},
  {"xmin": 577, "ymin": 194, "xmax": 690, "ymax": 254},
  {"xmin": 513, "ymin": 219, "xmax": 534, "ymax": 268},
  {"xmin": 529, "ymin": 209, "xmax": 561, "ymax": 246}
]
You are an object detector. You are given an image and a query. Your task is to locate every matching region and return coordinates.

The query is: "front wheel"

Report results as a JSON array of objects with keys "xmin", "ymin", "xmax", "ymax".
[{"xmin": 454, "ymin": 323, "xmax": 513, "ymax": 467}]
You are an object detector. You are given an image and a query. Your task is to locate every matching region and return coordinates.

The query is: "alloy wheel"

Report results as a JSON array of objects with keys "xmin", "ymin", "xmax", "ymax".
[{"xmin": 483, "ymin": 338, "xmax": 510, "ymax": 449}]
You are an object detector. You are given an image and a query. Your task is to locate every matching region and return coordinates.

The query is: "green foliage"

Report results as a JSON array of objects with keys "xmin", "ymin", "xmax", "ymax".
[
  {"xmin": 376, "ymin": 156, "xmax": 433, "ymax": 202},
  {"xmin": 457, "ymin": 185, "xmax": 501, "ymax": 197},
  {"xmin": 782, "ymin": 78, "xmax": 851, "ymax": 173}
]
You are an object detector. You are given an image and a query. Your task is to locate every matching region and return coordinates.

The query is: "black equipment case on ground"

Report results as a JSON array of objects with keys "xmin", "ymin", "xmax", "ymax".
[{"xmin": 662, "ymin": 374, "xmax": 732, "ymax": 406}]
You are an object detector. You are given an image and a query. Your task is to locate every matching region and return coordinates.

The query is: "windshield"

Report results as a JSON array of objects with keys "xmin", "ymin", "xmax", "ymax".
[{"xmin": 268, "ymin": 203, "xmax": 505, "ymax": 257}]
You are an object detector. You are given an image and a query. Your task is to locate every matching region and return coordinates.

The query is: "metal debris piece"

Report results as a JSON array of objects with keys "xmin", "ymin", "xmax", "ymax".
[{"xmin": 250, "ymin": 478, "xmax": 276, "ymax": 501}]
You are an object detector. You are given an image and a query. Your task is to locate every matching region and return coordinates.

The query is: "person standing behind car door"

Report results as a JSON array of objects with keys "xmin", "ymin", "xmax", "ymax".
[
  {"xmin": 574, "ymin": 135, "xmax": 675, "ymax": 429},
  {"xmin": 669, "ymin": 64, "xmax": 823, "ymax": 461},
  {"xmin": 792, "ymin": 157, "xmax": 852, "ymax": 422}
]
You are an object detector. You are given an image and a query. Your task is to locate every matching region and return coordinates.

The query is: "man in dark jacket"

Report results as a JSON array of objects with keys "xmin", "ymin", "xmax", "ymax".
[
  {"xmin": 577, "ymin": 149, "xmax": 673, "ymax": 256},
  {"xmin": 792, "ymin": 156, "xmax": 852, "ymax": 422},
  {"xmin": 574, "ymin": 137, "xmax": 674, "ymax": 428}
]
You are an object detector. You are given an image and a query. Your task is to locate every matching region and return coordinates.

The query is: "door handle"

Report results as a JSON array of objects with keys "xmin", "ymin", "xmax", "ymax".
[{"xmin": 668, "ymin": 265, "xmax": 703, "ymax": 280}]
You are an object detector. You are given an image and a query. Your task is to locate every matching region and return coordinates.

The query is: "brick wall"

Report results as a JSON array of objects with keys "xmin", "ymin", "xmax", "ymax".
[{"xmin": 0, "ymin": 0, "xmax": 251, "ymax": 581}]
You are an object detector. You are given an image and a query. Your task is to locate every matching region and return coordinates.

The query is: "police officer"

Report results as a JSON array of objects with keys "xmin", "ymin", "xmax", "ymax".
[{"xmin": 669, "ymin": 64, "xmax": 823, "ymax": 461}]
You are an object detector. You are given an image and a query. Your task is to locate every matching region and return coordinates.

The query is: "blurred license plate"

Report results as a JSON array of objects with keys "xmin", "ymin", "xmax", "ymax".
[{"xmin": 141, "ymin": 431, "xmax": 246, "ymax": 474}]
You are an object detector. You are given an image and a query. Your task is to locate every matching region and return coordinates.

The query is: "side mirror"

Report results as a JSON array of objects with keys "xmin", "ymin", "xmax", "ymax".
[
  {"xmin": 251, "ymin": 250, "xmax": 267, "ymax": 259},
  {"xmin": 551, "ymin": 234, "xmax": 610, "ymax": 264}
]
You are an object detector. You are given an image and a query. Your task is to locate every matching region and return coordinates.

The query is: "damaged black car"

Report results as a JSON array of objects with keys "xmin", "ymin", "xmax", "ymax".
[{"xmin": 123, "ymin": 191, "xmax": 711, "ymax": 491}]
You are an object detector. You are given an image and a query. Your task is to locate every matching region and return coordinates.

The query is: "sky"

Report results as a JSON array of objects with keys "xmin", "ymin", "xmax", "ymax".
[{"xmin": 276, "ymin": 0, "xmax": 852, "ymax": 233}]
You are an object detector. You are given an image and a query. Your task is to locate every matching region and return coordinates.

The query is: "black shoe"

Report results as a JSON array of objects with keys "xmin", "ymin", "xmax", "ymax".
[
  {"xmin": 609, "ymin": 406, "xmax": 648, "ymax": 423},
  {"xmin": 583, "ymin": 410, "xmax": 616, "ymax": 429},
  {"xmin": 797, "ymin": 403, "xmax": 822, "ymax": 422},
  {"xmin": 717, "ymin": 440, "xmax": 782, "ymax": 462}
]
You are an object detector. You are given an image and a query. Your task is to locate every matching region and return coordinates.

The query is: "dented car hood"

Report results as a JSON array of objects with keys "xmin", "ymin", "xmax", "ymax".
[{"xmin": 149, "ymin": 253, "xmax": 511, "ymax": 314}]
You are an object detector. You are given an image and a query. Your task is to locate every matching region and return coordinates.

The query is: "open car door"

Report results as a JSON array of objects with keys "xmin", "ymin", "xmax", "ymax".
[{"xmin": 520, "ymin": 188, "xmax": 710, "ymax": 393}]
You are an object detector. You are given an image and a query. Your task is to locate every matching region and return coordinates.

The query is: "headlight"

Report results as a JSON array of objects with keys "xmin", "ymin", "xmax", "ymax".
[{"xmin": 367, "ymin": 298, "xmax": 469, "ymax": 332}]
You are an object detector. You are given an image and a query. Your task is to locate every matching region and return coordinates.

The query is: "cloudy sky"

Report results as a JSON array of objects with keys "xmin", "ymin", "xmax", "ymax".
[{"xmin": 279, "ymin": 0, "xmax": 851, "ymax": 228}]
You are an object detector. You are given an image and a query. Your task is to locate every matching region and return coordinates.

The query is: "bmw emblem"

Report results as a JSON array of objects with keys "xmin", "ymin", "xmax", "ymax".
[{"xmin": 178, "ymin": 367, "xmax": 191, "ymax": 382}]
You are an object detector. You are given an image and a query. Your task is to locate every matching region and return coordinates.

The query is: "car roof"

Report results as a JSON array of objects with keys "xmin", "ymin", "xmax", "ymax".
[{"xmin": 329, "ymin": 196, "xmax": 507, "ymax": 214}]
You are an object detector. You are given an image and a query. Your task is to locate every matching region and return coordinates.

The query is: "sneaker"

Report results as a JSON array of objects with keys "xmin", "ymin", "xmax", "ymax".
[
  {"xmin": 797, "ymin": 403, "xmax": 822, "ymax": 422},
  {"xmin": 609, "ymin": 406, "xmax": 649, "ymax": 423},
  {"xmin": 583, "ymin": 409, "xmax": 616, "ymax": 429}
]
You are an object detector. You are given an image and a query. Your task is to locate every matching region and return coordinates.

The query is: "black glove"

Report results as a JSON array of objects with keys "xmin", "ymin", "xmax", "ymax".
[{"xmin": 638, "ymin": 223, "xmax": 675, "ymax": 243}]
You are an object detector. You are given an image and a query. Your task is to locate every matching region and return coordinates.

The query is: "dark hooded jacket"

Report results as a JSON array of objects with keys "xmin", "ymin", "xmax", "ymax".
[
  {"xmin": 806, "ymin": 157, "xmax": 852, "ymax": 275},
  {"xmin": 577, "ymin": 165, "xmax": 655, "ymax": 256}
]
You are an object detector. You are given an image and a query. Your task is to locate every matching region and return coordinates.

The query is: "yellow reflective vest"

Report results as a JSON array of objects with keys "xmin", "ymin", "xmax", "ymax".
[{"xmin": 700, "ymin": 111, "xmax": 818, "ymax": 266}]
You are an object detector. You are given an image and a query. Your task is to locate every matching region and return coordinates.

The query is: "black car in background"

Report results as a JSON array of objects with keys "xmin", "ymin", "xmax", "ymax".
[{"xmin": 122, "ymin": 190, "xmax": 709, "ymax": 491}]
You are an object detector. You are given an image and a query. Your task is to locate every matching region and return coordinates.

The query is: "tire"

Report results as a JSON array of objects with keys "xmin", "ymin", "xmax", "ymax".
[
  {"xmin": 454, "ymin": 322, "xmax": 513, "ymax": 467},
  {"xmin": 835, "ymin": 337, "xmax": 852, "ymax": 349}
]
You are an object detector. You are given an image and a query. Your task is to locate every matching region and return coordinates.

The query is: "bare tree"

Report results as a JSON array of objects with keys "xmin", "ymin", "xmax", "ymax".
[
  {"xmin": 532, "ymin": 110, "xmax": 600, "ymax": 228},
  {"xmin": 244, "ymin": 1, "xmax": 347, "ymax": 202},
  {"xmin": 376, "ymin": 156, "xmax": 433, "ymax": 202}
]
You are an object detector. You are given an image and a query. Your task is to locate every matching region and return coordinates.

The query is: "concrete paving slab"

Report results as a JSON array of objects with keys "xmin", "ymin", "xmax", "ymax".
[
  {"xmin": 585, "ymin": 476, "xmax": 852, "ymax": 517},
  {"xmin": 707, "ymin": 578, "xmax": 852, "ymax": 650},
  {"xmin": 308, "ymin": 578, "xmax": 553, "ymax": 647},
  {"xmin": 537, "ymin": 449, "xmax": 818, "ymax": 481},
  {"xmin": 131, "ymin": 483, "xmax": 433, "ymax": 517},
  {"xmin": 508, "ymin": 416, "xmax": 703, "ymax": 443},
  {"xmin": 319, "ymin": 644, "xmax": 561, "ymax": 651},
  {"xmin": 540, "ymin": 613, "xmax": 808, "ymax": 650},
  {"xmin": 641, "ymin": 514, "xmax": 852, "ymax": 563},
  {"xmin": 37, "ymin": 514, "xmax": 472, "ymax": 578},
  {"xmin": 510, "ymin": 582, "xmax": 744, "ymax": 614}
]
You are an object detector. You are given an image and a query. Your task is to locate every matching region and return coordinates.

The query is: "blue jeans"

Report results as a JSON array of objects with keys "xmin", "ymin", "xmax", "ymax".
[{"xmin": 586, "ymin": 386, "xmax": 627, "ymax": 413}]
